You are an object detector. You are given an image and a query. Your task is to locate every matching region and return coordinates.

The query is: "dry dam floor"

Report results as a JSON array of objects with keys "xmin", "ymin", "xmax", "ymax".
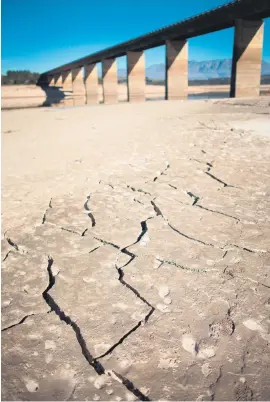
[{"xmin": 1, "ymin": 98, "xmax": 270, "ymax": 401}]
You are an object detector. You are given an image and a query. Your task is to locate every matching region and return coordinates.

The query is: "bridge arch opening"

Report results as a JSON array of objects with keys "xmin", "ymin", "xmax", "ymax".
[
  {"xmin": 188, "ymin": 26, "xmax": 234, "ymax": 100},
  {"xmin": 261, "ymin": 17, "xmax": 270, "ymax": 94},
  {"xmin": 144, "ymin": 45, "xmax": 166, "ymax": 101},
  {"xmin": 96, "ymin": 62, "xmax": 103, "ymax": 104}
]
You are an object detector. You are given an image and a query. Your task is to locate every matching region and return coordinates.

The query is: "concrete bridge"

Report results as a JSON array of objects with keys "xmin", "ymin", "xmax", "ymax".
[{"xmin": 39, "ymin": 0, "xmax": 270, "ymax": 103}]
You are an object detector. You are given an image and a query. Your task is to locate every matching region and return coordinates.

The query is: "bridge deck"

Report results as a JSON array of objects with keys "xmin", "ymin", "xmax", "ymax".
[{"xmin": 44, "ymin": 0, "xmax": 270, "ymax": 75}]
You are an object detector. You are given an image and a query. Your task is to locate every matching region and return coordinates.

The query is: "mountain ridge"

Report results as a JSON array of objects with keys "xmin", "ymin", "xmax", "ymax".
[{"xmin": 118, "ymin": 59, "xmax": 270, "ymax": 80}]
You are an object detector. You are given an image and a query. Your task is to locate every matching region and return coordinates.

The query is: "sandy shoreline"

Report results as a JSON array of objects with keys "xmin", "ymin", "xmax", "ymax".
[{"xmin": 2, "ymin": 84, "xmax": 269, "ymax": 109}]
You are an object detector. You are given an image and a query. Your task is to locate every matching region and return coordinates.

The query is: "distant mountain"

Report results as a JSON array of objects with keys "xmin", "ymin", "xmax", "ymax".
[{"xmin": 118, "ymin": 59, "xmax": 270, "ymax": 81}]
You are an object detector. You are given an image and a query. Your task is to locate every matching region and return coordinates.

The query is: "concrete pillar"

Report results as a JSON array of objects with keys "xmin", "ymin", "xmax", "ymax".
[
  {"xmin": 38, "ymin": 75, "xmax": 48, "ymax": 86},
  {"xmin": 127, "ymin": 51, "xmax": 145, "ymax": 102},
  {"xmin": 85, "ymin": 64, "xmax": 99, "ymax": 104},
  {"xmin": 165, "ymin": 39, "xmax": 188, "ymax": 100},
  {"xmin": 64, "ymin": 98, "xmax": 74, "ymax": 107},
  {"xmin": 230, "ymin": 19, "xmax": 264, "ymax": 98},
  {"xmin": 43, "ymin": 75, "xmax": 49, "ymax": 86},
  {"xmin": 102, "ymin": 58, "xmax": 118, "ymax": 104},
  {"xmin": 72, "ymin": 67, "xmax": 85, "ymax": 96},
  {"xmin": 54, "ymin": 73, "xmax": 62, "ymax": 87},
  {"xmin": 62, "ymin": 70, "xmax": 72, "ymax": 91}
]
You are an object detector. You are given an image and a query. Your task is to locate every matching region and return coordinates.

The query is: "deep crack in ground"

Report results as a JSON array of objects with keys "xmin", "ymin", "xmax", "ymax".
[{"xmin": 41, "ymin": 251, "xmax": 151, "ymax": 400}]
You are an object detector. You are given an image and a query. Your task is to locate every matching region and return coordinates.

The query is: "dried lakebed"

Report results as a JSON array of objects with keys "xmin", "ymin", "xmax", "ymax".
[{"xmin": 2, "ymin": 97, "xmax": 270, "ymax": 401}]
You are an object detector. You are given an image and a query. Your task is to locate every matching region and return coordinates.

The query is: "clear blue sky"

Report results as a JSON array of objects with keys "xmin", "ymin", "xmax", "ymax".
[{"xmin": 2, "ymin": 0, "xmax": 270, "ymax": 74}]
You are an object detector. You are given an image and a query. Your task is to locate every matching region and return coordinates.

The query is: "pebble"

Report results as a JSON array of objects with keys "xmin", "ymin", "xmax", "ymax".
[
  {"xmin": 201, "ymin": 363, "xmax": 211, "ymax": 377},
  {"xmin": 163, "ymin": 296, "xmax": 172, "ymax": 305},
  {"xmin": 45, "ymin": 340, "xmax": 56, "ymax": 350},
  {"xmin": 159, "ymin": 285, "xmax": 170, "ymax": 298},
  {"xmin": 94, "ymin": 375, "xmax": 111, "ymax": 390},
  {"xmin": 181, "ymin": 334, "xmax": 197, "ymax": 356},
  {"xmin": 197, "ymin": 347, "xmax": 216, "ymax": 359},
  {"xmin": 83, "ymin": 276, "xmax": 95, "ymax": 283},
  {"xmin": 243, "ymin": 319, "xmax": 266, "ymax": 333},
  {"xmin": 45, "ymin": 354, "xmax": 53, "ymax": 364},
  {"xmin": 24, "ymin": 379, "xmax": 39, "ymax": 393},
  {"xmin": 156, "ymin": 303, "xmax": 171, "ymax": 313}
]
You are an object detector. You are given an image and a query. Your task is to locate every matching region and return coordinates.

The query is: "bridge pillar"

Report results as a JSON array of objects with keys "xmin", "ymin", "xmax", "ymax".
[
  {"xmin": 165, "ymin": 39, "xmax": 188, "ymax": 100},
  {"xmin": 38, "ymin": 75, "xmax": 49, "ymax": 86},
  {"xmin": 85, "ymin": 64, "xmax": 99, "ymax": 104},
  {"xmin": 54, "ymin": 73, "xmax": 62, "ymax": 87},
  {"xmin": 230, "ymin": 19, "xmax": 264, "ymax": 98},
  {"xmin": 127, "ymin": 51, "xmax": 145, "ymax": 102},
  {"xmin": 62, "ymin": 70, "xmax": 72, "ymax": 91},
  {"xmin": 72, "ymin": 67, "xmax": 85, "ymax": 96},
  {"xmin": 102, "ymin": 58, "xmax": 118, "ymax": 104}
]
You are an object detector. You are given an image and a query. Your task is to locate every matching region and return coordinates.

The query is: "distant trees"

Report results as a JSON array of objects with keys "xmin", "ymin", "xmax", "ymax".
[{"xmin": 1, "ymin": 70, "xmax": 40, "ymax": 85}]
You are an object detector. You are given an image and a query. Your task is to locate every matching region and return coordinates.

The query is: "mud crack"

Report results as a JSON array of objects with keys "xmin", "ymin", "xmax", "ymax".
[
  {"xmin": 186, "ymin": 190, "xmax": 239, "ymax": 221},
  {"xmin": 151, "ymin": 200, "xmax": 215, "ymax": 247},
  {"xmin": 156, "ymin": 258, "xmax": 207, "ymax": 273},
  {"xmin": 205, "ymin": 171, "xmax": 235, "ymax": 188},
  {"xmin": 84, "ymin": 194, "xmax": 96, "ymax": 227},
  {"xmin": 2, "ymin": 313, "xmax": 37, "ymax": 332},
  {"xmin": 93, "ymin": 220, "xmax": 155, "ymax": 360},
  {"xmin": 42, "ymin": 255, "xmax": 151, "ymax": 400},
  {"xmin": 42, "ymin": 198, "xmax": 52, "ymax": 224},
  {"xmin": 186, "ymin": 191, "xmax": 200, "ymax": 206},
  {"xmin": 167, "ymin": 222, "xmax": 214, "ymax": 248},
  {"xmin": 196, "ymin": 204, "xmax": 240, "ymax": 222},
  {"xmin": 152, "ymin": 162, "xmax": 170, "ymax": 182},
  {"xmin": 151, "ymin": 200, "xmax": 163, "ymax": 216},
  {"xmin": 2, "ymin": 250, "xmax": 16, "ymax": 262},
  {"xmin": 4, "ymin": 232, "xmax": 28, "ymax": 255},
  {"xmin": 150, "ymin": 199, "xmax": 242, "ymax": 250},
  {"xmin": 108, "ymin": 370, "xmax": 151, "ymax": 401},
  {"xmin": 5, "ymin": 234, "xmax": 19, "ymax": 251},
  {"xmin": 59, "ymin": 226, "xmax": 84, "ymax": 236},
  {"xmin": 42, "ymin": 256, "xmax": 103, "ymax": 373},
  {"xmin": 127, "ymin": 185, "xmax": 152, "ymax": 196}
]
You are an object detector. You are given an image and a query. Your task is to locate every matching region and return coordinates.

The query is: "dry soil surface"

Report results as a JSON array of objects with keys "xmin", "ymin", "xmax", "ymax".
[{"xmin": 1, "ymin": 97, "xmax": 270, "ymax": 401}]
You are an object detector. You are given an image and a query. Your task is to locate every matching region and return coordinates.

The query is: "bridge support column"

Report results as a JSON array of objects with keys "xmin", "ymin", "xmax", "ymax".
[
  {"xmin": 38, "ymin": 75, "xmax": 49, "ymax": 86},
  {"xmin": 54, "ymin": 73, "xmax": 62, "ymax": 87},
  {"xmin": 230, "ymin": 19, "xmax": 264, "ymax": 98},
  {"xmin": 102, "ymin": 58, "xmax": 118, "ymax": 104},
  {"xmin": 165, "ymin": 39, "xmax": 188, "ymax": 100},
  {"xmin": 85, "ymin": 64, "xmax": 99, "ymax": 104},
  {"xmin": 72, "ymin": 67, "xmax": 85, "ymax": 96},
  {"xmin": 127, "ymin": 51, "xmax": 145, "ymax": 102},
  {"xmin": 62, "ymin": 70, "xmax": 72, "ymax": 91}
]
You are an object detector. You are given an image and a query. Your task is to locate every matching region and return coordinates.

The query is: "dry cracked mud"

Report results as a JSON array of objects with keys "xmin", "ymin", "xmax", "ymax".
[{"xmin": 2, "ymin": 98, "xmax": 270, "ymax": 401}]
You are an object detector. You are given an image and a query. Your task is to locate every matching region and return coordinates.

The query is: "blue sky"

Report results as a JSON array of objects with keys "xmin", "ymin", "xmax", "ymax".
[{"xmin": 2, "ymin": 0, "xmax": 270, "ymax": 74}]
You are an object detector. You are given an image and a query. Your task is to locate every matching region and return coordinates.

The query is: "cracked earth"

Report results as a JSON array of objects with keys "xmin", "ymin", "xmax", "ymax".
[{"xmin": 2, "ymin": 98, "xmax": 270, "ymax": 401}]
